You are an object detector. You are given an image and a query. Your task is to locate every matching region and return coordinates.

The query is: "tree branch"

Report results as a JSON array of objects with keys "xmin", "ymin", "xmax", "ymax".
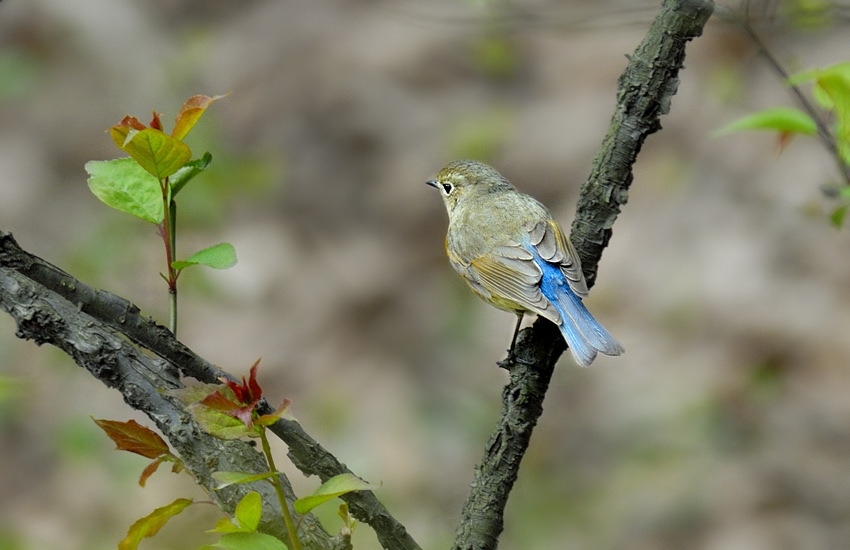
[
  {"xmin": 451, "ymin": 1, "xmax": 714, "ymax": 548},
  {"xmin": 0, "ymin": 231, "xmax": 419, "ymax": 550}
]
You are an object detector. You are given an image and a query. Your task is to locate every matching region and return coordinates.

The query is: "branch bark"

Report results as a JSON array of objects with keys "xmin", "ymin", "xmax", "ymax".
[
  {"xmin": 0, "ymin": 231, "xmax": 419, "ymax": 550},
  {"xmin": 451, "ymin": 1, "xmax": 714, "ymax": 548}
]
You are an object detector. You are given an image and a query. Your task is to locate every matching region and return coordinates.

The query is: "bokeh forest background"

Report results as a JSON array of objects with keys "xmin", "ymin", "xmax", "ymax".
[{"xmin": 2, "ymin": 1, "xmax": 850, "ymax": 549}]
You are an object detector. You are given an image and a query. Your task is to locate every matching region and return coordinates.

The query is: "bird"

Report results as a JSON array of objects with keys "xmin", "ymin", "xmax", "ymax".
[{"xmin": 427, "ymin": 159, "xmax": 623, "ymax": 367}]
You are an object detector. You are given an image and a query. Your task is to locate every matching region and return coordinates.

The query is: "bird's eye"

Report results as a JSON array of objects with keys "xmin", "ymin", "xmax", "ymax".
[{"xmin": 441, "ymin": 183, "xmax": 453, "ymax": 195}]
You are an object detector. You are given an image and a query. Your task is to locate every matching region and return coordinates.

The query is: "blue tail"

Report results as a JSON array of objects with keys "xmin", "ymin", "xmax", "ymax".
[{"xmin": 536, "ymin": 259, "xmax": 623, "ymax": 367}]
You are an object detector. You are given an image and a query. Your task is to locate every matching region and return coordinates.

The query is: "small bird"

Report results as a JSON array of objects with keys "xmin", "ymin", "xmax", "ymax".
[{"xmin": 427, "ymin": 160, "xmax": 623, "ymax": 367}]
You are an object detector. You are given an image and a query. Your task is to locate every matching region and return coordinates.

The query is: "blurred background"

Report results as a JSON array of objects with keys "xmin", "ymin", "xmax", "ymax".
[{"xmin": 2, "ymin": 0, "xmax": 850, "ymax": 549}]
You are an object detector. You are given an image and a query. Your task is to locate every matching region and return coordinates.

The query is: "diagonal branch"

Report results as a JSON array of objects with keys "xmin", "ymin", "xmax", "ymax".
[
  {"xmin": 451, "ymin": 1, "xmax": 715, "ymax": 548},
  {"xmin": 0, "ymin": 231, "xmax": 420, "ymax": 550}
]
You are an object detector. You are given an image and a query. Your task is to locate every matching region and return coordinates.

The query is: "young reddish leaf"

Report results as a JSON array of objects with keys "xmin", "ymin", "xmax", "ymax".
[
  {"xmin": 150, "ymin": 111, "xmax": 163, "ymax": 131},
  {"xmin": 196, "ymin": 390, "xmax": 259, "ymax": 428},
  {"xmin": 199, "ymin": 389, "xmax": 243, "ymax": 413},
  {"xmin": 139, "ymin": 456, "xmax": 167, "ymax": 487},
  {"xmin": 118, "ymin": 115, "xmax": 147, "ymax": 132},
  {"xmin": 223, "ymin": 377, "xmax": 251, "ymax": 405},
  {"xmin": 93, "ymin": 418, "xmax": 170, "ymax": 459},
  {"xmin": 247, "ymin": 359, "xmax": 262, "ymax": 401},
  {"xmin": 111, "ymin": 126, "xmax": 192, "ymax": 179},
  {"xmin": 256, "ymin": 398, "xmax": 293, "ymax": 427},
  {"xmin": 119, "ymin": 498, "xmax": 194, "ymax": 550},
  {"xmin": 227, "ymin": 403, "xmax": 259, "ymax": 429},
  {"xmin": 172, "ymin": 94, "xmax": 228, "ymax": 141},
  {"xmin": 293, "ymin": 474, "xmax": 379, "ymax": 515},
  {"xmin": 221, "ymin": 366, "xmax": 262, "ymax": 407}
]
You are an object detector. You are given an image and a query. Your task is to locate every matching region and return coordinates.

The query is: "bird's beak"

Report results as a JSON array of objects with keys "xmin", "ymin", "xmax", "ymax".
[{"xmin": 426, "ymin": 179, "xmax": 438, "ymax": 189}]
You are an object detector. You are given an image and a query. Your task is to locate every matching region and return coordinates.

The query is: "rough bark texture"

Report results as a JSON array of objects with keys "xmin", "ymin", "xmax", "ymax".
[
  {"xmin": 451, "ymin": 1, "xmax": 714, "ymax": 549},
  {"xmin": 0, "ymin": 231, "xmax": 413, "ymax": 550}
]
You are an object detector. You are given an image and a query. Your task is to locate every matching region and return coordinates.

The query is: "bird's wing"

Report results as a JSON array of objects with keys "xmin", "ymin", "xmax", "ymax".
[
  {"xmin": 526, "ymin": 220, "xmax": 588, "ymax": 298},
  {"xmin": 463, "ymin": 240, "xmax": 562, "ymax": 324}
]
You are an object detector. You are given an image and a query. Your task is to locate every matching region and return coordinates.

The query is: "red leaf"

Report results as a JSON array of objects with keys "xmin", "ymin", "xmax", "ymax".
[
  {"xmin": 139, "ymin": 456, "xmax": 165, "ymax": 487},
  {"xmin": 256, "ymin": 398, "xmax": 292, "ymax": 427},
  {"xmin": 228, "ymin": 403, "xmax": 259, "ymax": 429},
  {"xmin": 776, "ymin": 131, "xmax": 795, "ymax": 156},
  {"xmin": 222, "ymin": 376, "xmax": 249, "ymax": 404},
  {"xmin": 150, "ymin": 111, "xmax": 163, "ymax": 131},
  {"xmin": 172, "ymin": 94, "xmax": 228, "ymax": 141},
  {"xmin": 247, "ymin": 358, "xmax": 263, "ymax": 402},
  {"xmin": 117, "ymin": 115, "xmax": 147, "ymax": 132},
  {"xmin": 199, "ymin": 390, "xmax": 241, "ymax": 413},
  {"xmin": 94, "ymin": 418, "xmax": 169, "ymax": 459}
]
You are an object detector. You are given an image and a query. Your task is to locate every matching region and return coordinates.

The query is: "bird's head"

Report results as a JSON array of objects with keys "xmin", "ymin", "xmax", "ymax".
[{"xmin": 426, "ymin": 160, "xmax": 514, "ymax": 214}]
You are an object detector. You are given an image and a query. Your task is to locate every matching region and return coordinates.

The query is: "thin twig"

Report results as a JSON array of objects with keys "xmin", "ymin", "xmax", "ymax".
[{"xmin": 738, "ymin": 0, "xmax": 850, "ymax": 186}]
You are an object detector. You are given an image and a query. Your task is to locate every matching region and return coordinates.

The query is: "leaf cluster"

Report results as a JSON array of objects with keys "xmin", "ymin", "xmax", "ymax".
[
  {"xmin": 715, "ymin": 61, "xmax": 850, "ymax": 224},
  {"xmin": 95, "ymin": 360, "xmax": 374, "ymax": 550}
]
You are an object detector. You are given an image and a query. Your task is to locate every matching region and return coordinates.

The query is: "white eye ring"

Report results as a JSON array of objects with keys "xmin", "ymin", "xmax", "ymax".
[{"xmin": 441, "ymin": 183, "xmax": 453, "ymax": 195}]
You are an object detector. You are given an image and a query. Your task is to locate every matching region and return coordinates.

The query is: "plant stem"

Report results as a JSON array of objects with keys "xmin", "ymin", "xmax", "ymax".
[
  {"xmin": 168, "ymin": 197, "xmax": 178, "ymax": 335},
  {"xmin": 259, "ymin": 428, "xmax": 303, "ymax": 550},
  {"xmin": 160, "ymin": 178, "xmax": 178, "ymax": 336}
]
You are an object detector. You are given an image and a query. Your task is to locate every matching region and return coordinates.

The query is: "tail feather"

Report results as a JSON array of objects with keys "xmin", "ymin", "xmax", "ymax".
[
  {"xmin": 537, "ymin": 261, "xmax": 623, "ymax": 367},
  {"xmin": 556, "ymin": 315, "xmax": 599, "ymax": 367},
  {"xmin": 556, "ymin": 286, "xmax": 624, "ymax": 361}
]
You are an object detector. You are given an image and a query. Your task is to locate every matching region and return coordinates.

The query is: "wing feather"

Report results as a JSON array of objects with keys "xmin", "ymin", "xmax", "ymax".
[
  {"xmin": 525, "ymin": 220, "xmax": 587, "ymax": 297},
  {"xmin": 468, "ymin": 249, "xmax": 560, "ymax": 323}
]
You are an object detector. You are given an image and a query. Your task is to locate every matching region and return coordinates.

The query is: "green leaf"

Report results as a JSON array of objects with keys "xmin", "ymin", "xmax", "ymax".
[
  {"xmin": 712, "ymin": 107, "xmax": 817, "ymax": 137},
  {"xmin": 787, "ymin": 61, "xmax": 850, "ymax": 106},
  {"xmin": 234, "ymin": 492, "xmax": 263, "ymax": 532},
  {"xmin": 85, "ymin": 158, "xmax": 164, "ymax": 224},
  {"xmin": 172, "ymin": 242, "xmax": 237, "ymax": 271},
  {"xmin": 816, "ymin": 74, "xmax": 850, "ymax": 164},
  {"xmin": 111, "ymin": 126, "xmax": 192, "ymax": 179},
  {"xmin": 213, "ymin": 471, "xmax": 276, "ymax": 489},
  {"xmin": 293, "ymin": 473, "xmax": 378, "ymax": 515},
  {"xmin": 209, "ymin": 516, "xmax": 244, "ymax": 535},
  {"xmin": 201, "ymin": 532, "xmax": 288, "ymax": 550},
  {"xmin": 188, "ymin": 403, "xmax": 255, "ymax": 440},
  {"xmin": 164, "ymin": 383, "xmax": 230, "ymax": 405},
  {"xmin": 787, "ymin": 62, "xmax": 850, "ymax": 164},
  {"xmin": 118, "ymin": 498, "xmax": 194, "ymax": 550},
  {"xmin": 830, "ymin": 205, "xmax": 848, "ymax": 228},
  {"xmin": 170, "ymin": 152, "xmax": 212, "ymax": 196}
]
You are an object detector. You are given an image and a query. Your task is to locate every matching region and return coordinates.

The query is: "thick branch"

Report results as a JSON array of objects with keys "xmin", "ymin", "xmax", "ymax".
[
  {"xmin": 0, "ymin": 231, "xmax": 418, "ymax": 550},
  {"xmin": 451, "ymin": 1, "xmax": 714, "ymax": 549},
  {"xmin": 572, "ymin": 0, "xmax": 715, "ymax": 286}
]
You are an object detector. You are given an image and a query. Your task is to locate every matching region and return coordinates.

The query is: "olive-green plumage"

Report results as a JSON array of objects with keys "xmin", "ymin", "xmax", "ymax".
[{"xmin": 427, "ymin": 160, "xmax": 623, "ymax": 367}]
